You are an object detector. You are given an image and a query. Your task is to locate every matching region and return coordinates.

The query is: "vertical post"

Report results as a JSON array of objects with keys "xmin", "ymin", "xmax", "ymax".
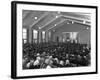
[
  {"xmin": 48, "ymin": 31, "xmax": 51, "ymax": 42},
  {"xmin": 45, "ymin": 31, "xmax": 49, "ymax": 42},
  {"xmin": 78, "ymin": 32, "xmax": 80, "ymax": 43},
  {"xmin": 28, "ymin": 27, "xmax": 33, "ymax": 44},
  {"xmin": 50, "ymin": 31, "xmax": 53, "ymax": 42},
  {"xmin": 37, "ymin": 30, "xmax": 39, "ymax": 43},
  {"xmin": 61, "ymin": 34, "xmax": 63, "ymax": 42},
  {"xmin": 27, "ymin": 28, "xmax": 29, "ymax": 43},
  {"xmin": 39, "ymin": 30, "xmax": 42, "ymax": 43}
]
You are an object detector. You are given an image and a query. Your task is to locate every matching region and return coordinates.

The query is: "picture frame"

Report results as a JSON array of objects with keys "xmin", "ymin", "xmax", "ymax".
[{"xmin": 11, "ymin": 1, "xmax": 98, "ymax": 79}]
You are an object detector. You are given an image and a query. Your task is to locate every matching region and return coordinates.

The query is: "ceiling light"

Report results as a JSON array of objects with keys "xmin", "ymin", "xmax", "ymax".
[
  {"xmin": 56, "ymin": 16, "xmax": 58, "ymax": 18},
  {"xmin": 39, "ymin": 27, "xmax": 41, "ymax": 29},
  {"xmin": 35, "ymin": 17, "xmax": 37, "ymax": 20},
  {"xmin": 83, "ymin": 21, "xmax": 86, "ymax": 24},
  {"xmin": 54, "ymin": 24, "xmax": 57, "ymax": 26},
  {"xmin": 86, "ymin": 27, "xmax": 89, "ymax": 30},
  {"xmin": 72, "ymin": 21, "xmax": 74, "ymax": 24}
]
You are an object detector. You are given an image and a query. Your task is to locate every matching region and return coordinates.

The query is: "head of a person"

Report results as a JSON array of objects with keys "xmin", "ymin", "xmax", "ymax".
[
  {"xmin": 46, "ymin": 65, "xmax": 52, "ymax": 69},
  {"xmin": 30, "ymin": 59, "xmax": 34, "ymax": 64},
  {"xmin": 49, "ymin": 55, "xmax": 53, "ymax": 59},
  {"xmin": 37, "ymin": 53, "xmax": 40, "ymax": 56},
  {"xmin": 34, "ymin": 59, "xmax": 39, "ymax": 66},
  {"xmin": 36, "ymin": 56, "xmax": 41, "ymax": 60},
  {"xmin": 60, "ymin": 60, "xmax": 64, "ymax": 66},
  {"xmin": 65, "ymin": 59, "xmax": 70, "ymax": 65},
  {"xmin": 26, "ymin": 62, "xmax": 31, "ymax": 68},
  {"xmin": 45, "ymin": 58, "xmax": 50, "ymax": 64},
  {"xmin": 49, "ymin": 60, "xmax": 53, "ymax": 65}
]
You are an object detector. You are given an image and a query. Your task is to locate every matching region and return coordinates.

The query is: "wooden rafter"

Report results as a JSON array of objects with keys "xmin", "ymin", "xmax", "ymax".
[
  {"xmin": 30, "ymin": 12, "xmax": 50, "ymax": 28},
  {"xmin": 23, "ymin": 11, "xmax": 32, "ymax": 20},
  {"xmin": 40, "ymin": 15, "xmax": 62, "ymax": 29},
  {"xmin": 46, "ymin": 19, "xmax": 66, "ymax": 31},
  {"xmin": 62, "ymin": 15, "xmax": 91, "ymax": 22}
]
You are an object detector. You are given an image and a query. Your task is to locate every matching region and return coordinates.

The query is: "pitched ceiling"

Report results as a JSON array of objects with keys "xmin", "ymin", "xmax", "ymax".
[{"xmin": 23, "ymin": 10, "xmax": 91, "ymax": 31}]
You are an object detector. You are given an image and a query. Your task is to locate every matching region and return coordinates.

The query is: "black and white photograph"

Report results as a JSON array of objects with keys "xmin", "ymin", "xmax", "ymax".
[
  {"xmin": 11, "ymin": 1, "xmax": 97, "ymax": 79},
  {"xmin": 22, "ymin": 10, "xmax": 91, "ymax": 70}
]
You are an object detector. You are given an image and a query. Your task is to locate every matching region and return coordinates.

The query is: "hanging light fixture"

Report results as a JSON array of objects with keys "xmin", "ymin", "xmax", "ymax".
[{"xmin": 35, "ymin": 17, "xmax": 38, "ymax": 20}]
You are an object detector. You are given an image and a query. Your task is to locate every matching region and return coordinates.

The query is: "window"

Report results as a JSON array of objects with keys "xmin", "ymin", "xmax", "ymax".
[
  {"xmin": 48, "ymin": 31, "xmax": 51, "ymax": 41},
  {"xmin": 33, "ymin": 30, "xmax": 38, "ymax": 39},
  {"xmin": 24, "ymin": 40, "xmax": 27, "ymax": 44},
  {"xmin": 42, "ymin": 31, "xmax": 45, "ymax": 42},
  {"xmin": 42, "ymin": 31, "xmax": 45, "ymax": 39},
  {"xmin": 23, "ymin": 28, "xmax": 27, "ymax": 44},
  {"xmin": 33, "ymin": 30, "xmax": 38, "ymax": 43}
]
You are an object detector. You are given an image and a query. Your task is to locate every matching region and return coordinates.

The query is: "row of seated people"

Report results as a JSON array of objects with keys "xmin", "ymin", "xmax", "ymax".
[{"xmin": 23, "ymin": 42, "xmax": 91, "ymax": 69}]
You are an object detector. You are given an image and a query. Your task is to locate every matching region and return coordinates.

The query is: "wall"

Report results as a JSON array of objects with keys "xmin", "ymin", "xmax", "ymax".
[{"xmin": 52, "ymin": 23, "xmax": 90, "ymax": 44}]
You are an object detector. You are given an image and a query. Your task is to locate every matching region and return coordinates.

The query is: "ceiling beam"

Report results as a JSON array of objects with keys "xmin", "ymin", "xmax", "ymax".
[
  {"xmin": 39, "ymin": 13, "xmax": 90, "ymax": 30},
  {"xmin": 23, "ymin": 11, "xmax": 32, "ymax": 20},
  {"xmin": 64, "ymin": 18, "xmax": 91, "ymax": 26},
  {"xmin": 30, "ymin": 12, "xmax": 50, "ymax": 28},
  {"xmin": 40, "ymin": 15, "xmax": 62, "ymax": 29},
  {"xmin": 46, "ymin": 18, "xmax": 90, "ymax": 31},
  {"xmin": 46, "ymin": 19, "xmax": 66, "ymax": 31},
  {"xmin": 62, "ymin": 15, "xmax": 91, "ymax": 22}
]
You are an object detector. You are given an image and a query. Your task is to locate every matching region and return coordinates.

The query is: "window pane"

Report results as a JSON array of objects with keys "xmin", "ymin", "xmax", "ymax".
[
  {"xmin": 23, "ymin": 33, "xmax": 27, "ymax": 39},
  {"xmin": 48, "ymin": 31, "xmax": 51, "ymax": 39},
  {"xmin": 73, "ymin": 32, "xmax": 78, "ymax": 39},
  {"xmin": 42, "ymin": 31, "xmax": 45, "ymax": 39},
  {"xmin": 23, "ymin": 28, "xmax": 27, "ymax": 33},
  {"xmin": 33, "ymin": 30, "xmax": 38, "ymax": 39},
  {"xmin": 24, "ymin": 40, "xmax": 27, "ymax": 44}
]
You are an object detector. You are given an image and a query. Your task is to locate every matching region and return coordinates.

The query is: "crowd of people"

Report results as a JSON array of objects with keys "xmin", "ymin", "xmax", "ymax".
[{"xmin": 22, "ymin": 42, "xmax": 91, "ymax": 69}]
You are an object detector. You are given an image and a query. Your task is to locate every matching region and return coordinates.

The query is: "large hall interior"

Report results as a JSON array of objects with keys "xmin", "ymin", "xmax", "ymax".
[{"xmin": 22, "ymin": 10, "xmax": 91, "ymax": 69}]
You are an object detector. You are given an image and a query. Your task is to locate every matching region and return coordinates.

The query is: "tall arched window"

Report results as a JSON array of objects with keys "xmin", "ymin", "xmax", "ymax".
[
  {"xmin": 70, "ymin": 32, "xmax": 78, "ymax": 43},
  {"xmin": 33, "ymin": 29, "xmax": 38, "ymax": 43},
  {"xmin": 42, "ymin": 31, "xmax": 45, "ymax": 42},
  {"xmin": 23, "ymin": 28, "xmax": 27, "ymax": 44}
]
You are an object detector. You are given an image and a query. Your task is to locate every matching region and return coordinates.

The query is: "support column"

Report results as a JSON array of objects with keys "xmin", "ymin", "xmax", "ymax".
[
  {"xmin": 33, "ymin": 29, "xmax": 34, "ymax": 43},
  {"xmin": 28, "ymin": 27, "xmax": 33, "ymax": 44},
  {"xmin": 39, "ymin": 30, "xmax": 42, "ymax": 43},
  {"xmin": 45, "ymin": 31, "xmax": 49, "ymax": 42},
  {"xmin": 37, "ymin": 30, "xmax": 39, "ymax": 43},
  {"xmin": 78, "ymin": 33, "xmax": 80, "ymax": 43},
  {"xmin": 48, "ymin": 31, "xmax": 51, "ymax": 42},
  {"xmin": 50, "ymin": 31, "xmax": 53, "ymax": 42},
  {"xmin": 27, "ymin": 29, "xmax": 29, "ymax": 43},
  {"xmin": 76, "ymin": 33, "xmax": 79, "ymax": 43}
]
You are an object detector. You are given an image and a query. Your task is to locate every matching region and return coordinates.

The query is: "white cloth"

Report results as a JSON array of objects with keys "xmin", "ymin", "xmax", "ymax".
[
  {"xmin": 45, "ymin": 59, "xmax": 50, "ymax": 64},
  {"xmin": 37, "ymin": 53, "xmax": 40, "ymax": 56},
  {"xmin": 36, "ymin": 57, "xmax": 41, "ymax": 60},
  {"xmin": 34, "ymin": 60, "xmax": 39, "ymax": 66},
  {"xmin": 60, "ymin": 60, "xmax": 64, "ymax": 65},
  {"xmin": 26, "ymin": 62, "xmax": 31, "ymax": 68},
  {"xmin": 46, "ymin": 65, "xmax": 52, "ymax": 69},
  {"xmin": 66, "ymin": 60, "xmax": 70, "ymax": 65},
  {"xmin": 54, "ymin": 58, "xmax": 59, "ymax": 64}
]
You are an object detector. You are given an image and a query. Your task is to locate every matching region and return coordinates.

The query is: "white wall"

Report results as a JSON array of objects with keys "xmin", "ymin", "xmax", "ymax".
[
  {"xmin": 53, "ymin": 23, "xmax": 90, "ymax": 43},
  {"xmin": 0, "ymin": 0, "xmax": 99, "ymax": 80}
]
